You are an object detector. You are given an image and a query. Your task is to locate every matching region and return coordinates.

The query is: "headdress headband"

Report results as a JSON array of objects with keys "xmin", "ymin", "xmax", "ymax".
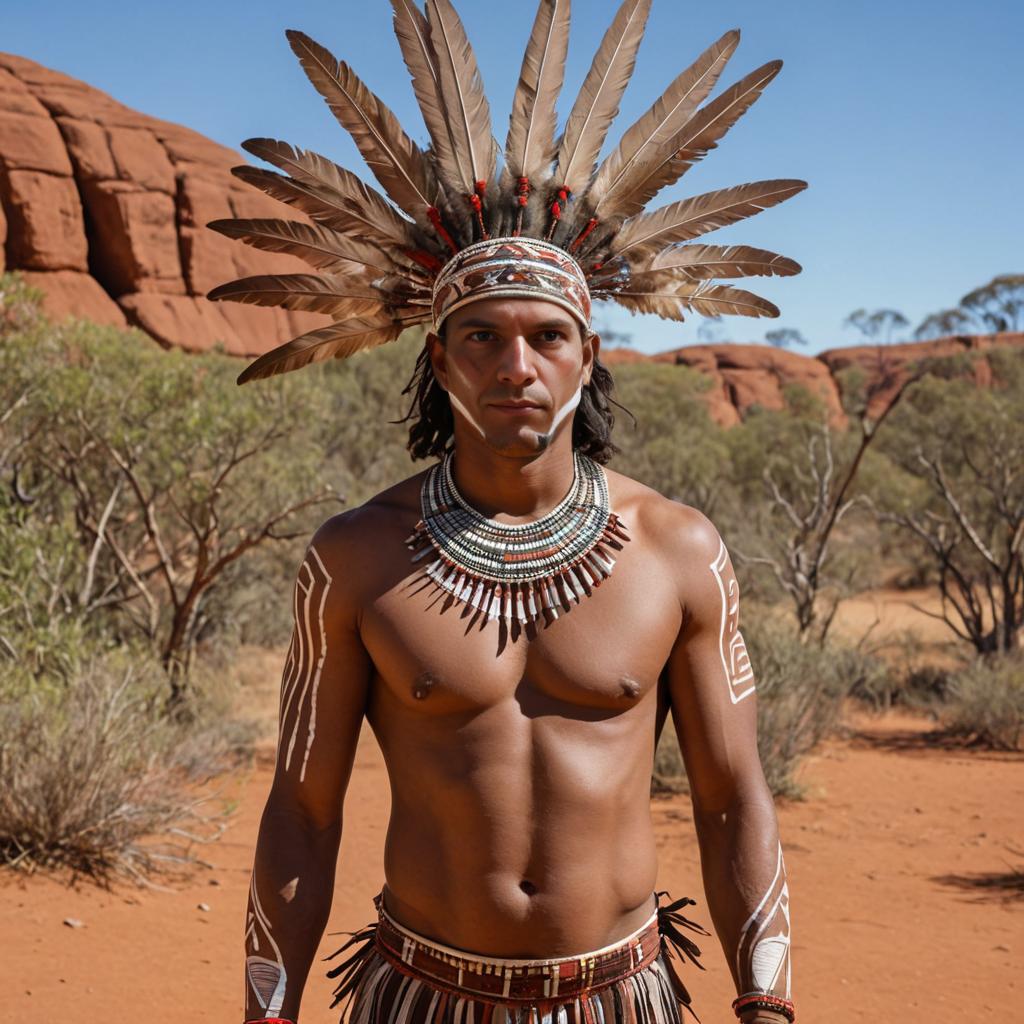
[{"xmin": 208, "ymin": 0, "xmax": 806, "ymax": 384}]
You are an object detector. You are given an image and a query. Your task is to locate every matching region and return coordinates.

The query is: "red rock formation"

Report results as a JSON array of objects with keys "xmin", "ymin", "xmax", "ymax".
[
  {"xmin": 0, "ymin": 54, "xmax": 327, "ymax": 349},
  {"xmin": 2, "ymin": 55, "xmax": 1022, "ymax": 425},
  {"xmin": 603, "ymin": 332, "xmax": 1024, "ymax": 427}
]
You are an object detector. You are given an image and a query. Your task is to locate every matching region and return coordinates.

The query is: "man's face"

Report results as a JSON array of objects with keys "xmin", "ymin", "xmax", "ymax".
[{"xmin": 427, "ymin": 297, "xmax": 599, "ymax": 457}]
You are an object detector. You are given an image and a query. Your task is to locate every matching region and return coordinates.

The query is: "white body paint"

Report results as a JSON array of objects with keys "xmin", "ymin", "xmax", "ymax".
[
  {"xmin": 710, "ymin": 538, "xmax": 755, "ymax": 703},
  {"xmin": 546, "ymin": 382, "xmax": 583, "ymax": 437},
  {"xmin": 736, "ymin": 842, "xmax": 791, "ymax": 999},
  {"xmin": 279, "ymin": 544, "xmax": 333, "ymax": 782},
  {"xmin": 245, "ymin": 874, "xmax": 287, "ymax": 1016}
]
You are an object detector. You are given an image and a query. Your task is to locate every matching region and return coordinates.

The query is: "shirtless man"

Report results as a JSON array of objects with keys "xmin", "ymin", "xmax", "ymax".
[
  {"xmin": 241, "ymin": 295, "xmax": 793, "ymax": 1024},
  {"xmin": 222, "ymin": 4, "xmax": 804, "ymax": 1021}
]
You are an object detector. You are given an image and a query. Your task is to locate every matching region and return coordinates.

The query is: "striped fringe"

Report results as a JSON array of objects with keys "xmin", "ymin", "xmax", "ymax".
[{"xmin": 326, "ymin": 894, "xmax": 708, "ymax": 1024}]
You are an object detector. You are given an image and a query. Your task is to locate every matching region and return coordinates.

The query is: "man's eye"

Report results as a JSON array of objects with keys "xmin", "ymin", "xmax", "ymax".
[
  {"xmin": 538, "ymin": 330, "xmax": 565, "ymax": 343},
  {"xmin": 469, "ymin": 330, "xmax": 497, "ymax": 342}
]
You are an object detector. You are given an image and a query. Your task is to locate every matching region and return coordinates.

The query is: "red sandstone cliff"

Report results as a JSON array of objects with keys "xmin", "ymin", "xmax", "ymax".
[
  {"xmin": 0, "ymin": 53, "xmax": 327, "ymax": 353},
  {"xmin": 2, "ymin": 54, "xmax": 1021, "ymax": 426}
]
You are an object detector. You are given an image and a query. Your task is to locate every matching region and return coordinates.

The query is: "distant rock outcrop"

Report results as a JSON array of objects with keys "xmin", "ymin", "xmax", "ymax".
[
  {"xmin": 2, "ymin": 55, "xmax": 1022, "ymax": 425},
  {"xmin": 603, "ymin": 332, "xmax": 1024, "ymax": 426},
  {"xmin": 0, "ymin": 53, "xmax": 327, "ymax": 353}
]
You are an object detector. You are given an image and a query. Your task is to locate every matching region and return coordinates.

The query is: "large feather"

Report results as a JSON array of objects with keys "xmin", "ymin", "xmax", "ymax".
[
  {"xmin": 425, "ymin": 0, "xmax": 498, "ymax": 195},
  {"xmin": 505, "ymin": 0, "xmax": 570, "ymax": 184},
  {"xmin": 588, "ymin": 29, "xmax": 739, "ymax": 212},
  {"xmin": 231, "ymin": 165, "xmax": 418, "ymax": 251},
  {"xmin": 551, "ymin": 0, "xmax": 651, "ymax": 194},
  {"xmin": 633, "ymin": 243, "xmax": 801, "ymax": 280},
  {"xmin": 604, "ymin": 281, "xmax": 779, "ymax": 319},
  {"xmin": 390, "ymin": 0, "xmax": 466, "ymax": 213},
  {"xmin": 286, "ymin": 30, "xmax": 440, "ymax": 221},
  {"xmin": 608, "ymin": 179, "xmax": 807, "ymax": 258},
  {"xmin": 240, "ymin": 139, "xmax": 420, "ymax": 249},
  {"xmin": 207, "ymin": 218, "xmax": 414, "ymax": 277},
  {"xmin": 207, "ymin": 273, "xmax": 425, "ymax": 317},
  {"xmin": 237, "ymin": 316, "xmax": 421, "ymax": 385},
  {"xmin": 600, "ymin": 60, "xmax": 784, "ymax": 218}
]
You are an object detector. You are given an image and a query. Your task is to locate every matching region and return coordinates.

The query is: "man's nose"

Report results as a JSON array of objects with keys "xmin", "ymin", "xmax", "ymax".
[{"xmin": 496, "ymin": 336, "xmax": 536, "ymax": 385}]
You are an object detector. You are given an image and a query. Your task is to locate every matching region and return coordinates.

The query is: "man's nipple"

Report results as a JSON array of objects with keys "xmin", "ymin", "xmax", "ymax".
[{"xmin": 411, "ymin": 671, "xmax": 437, "ymax": 701}]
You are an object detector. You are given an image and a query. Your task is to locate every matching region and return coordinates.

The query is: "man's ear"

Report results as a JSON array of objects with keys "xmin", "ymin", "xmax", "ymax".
[
  {"xmin": 425, "ymin": 330, "xmax": 449, "ymax": 391},
  {"xmin": 582, "ymin": 329, "xmax": 600, "ymax": 386}
]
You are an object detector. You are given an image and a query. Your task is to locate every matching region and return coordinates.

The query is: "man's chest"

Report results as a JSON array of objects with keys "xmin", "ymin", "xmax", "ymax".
[{"xmin": 358, "ymin": 537, "xmax": 683, "ymax": 716}]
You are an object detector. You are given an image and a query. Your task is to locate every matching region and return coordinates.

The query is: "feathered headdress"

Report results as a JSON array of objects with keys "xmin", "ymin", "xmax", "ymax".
[{"xmin": 208, "ymin": 0, "xmax": 806, "ymax": 385}]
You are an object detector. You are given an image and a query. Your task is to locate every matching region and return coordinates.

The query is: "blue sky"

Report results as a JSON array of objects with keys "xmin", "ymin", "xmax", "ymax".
[{"xmin": 5, "ymin": 1, "xmax": 1022, "ymax": 354}]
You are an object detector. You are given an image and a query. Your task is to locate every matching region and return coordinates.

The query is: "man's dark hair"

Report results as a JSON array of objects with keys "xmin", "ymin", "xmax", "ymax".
[{"xmin": 394, "ymin": 329, "xmax": 633, "ymax": 464}]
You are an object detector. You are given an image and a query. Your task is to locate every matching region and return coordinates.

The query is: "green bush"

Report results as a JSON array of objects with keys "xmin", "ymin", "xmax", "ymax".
[
  {"xmin": 652, "ymin": 620, "xmax": 891, "ymax": 799},
  {"xmin": 939, "ymin": 654, "xmax": 1024, "ymax": 750}
]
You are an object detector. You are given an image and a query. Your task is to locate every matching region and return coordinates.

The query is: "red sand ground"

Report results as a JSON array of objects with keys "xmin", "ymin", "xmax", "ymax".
[{"xmin": 3, "ymin": 590, "xmax": 1022, "ymax": 1023}]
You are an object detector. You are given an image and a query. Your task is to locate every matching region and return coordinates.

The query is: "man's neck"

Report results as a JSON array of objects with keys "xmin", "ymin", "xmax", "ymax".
[{"xmin": 448, "ymin": 434, "xmax": 577, "ymax": 523}]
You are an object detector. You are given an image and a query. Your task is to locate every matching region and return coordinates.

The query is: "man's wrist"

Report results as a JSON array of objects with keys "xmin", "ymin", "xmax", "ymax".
[
  {"xmin": 738, "ymin": 1012, "xmax": 791, "ymax": 1024},
  {"xmin": 732, "ymin": 992, "xmax": 795, "ymax": 1023}
]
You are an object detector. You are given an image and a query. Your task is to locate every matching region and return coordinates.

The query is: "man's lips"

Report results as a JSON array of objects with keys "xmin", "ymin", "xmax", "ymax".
[{"xmin": 490, "ymin": 400, "xmax": 544, "ymax": 410}]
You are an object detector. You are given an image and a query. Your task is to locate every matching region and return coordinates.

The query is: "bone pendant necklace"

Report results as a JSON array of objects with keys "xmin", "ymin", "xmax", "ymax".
[{"xmin": 405, "ymin": 450, "xmax": 630, "ymax": 627}]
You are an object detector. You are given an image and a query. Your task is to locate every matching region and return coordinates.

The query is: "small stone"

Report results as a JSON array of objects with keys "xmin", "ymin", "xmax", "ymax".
[
  {"xmin": 994, "ymin": 944, "xmax": 1010, "ymax": 952},
  {"xmin": 62, "ymin": 918, "xmax": 84, "ymax": 929},
  {"xmin": 197, "ymin": 902, "xmax": 211, "ymax": 912},
  {"xmin": 208, "ymin": 878, "xmax": 222, "ymax": 887}
]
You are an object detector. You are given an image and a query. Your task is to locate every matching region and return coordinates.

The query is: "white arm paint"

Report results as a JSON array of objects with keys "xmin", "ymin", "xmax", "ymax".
[
  {"xmin": 278, "ymin": 544, "xmax": 333, "ymax": 783},
  {"xmin": 245, "ymin": 874, "xmax": 288, "ymax": 1017},
  {"xmin": 735, "ymin": 842, "xmax": 792, "ymax": 999},
  {"xmin": 709, "ymin": 537, "xmax": 755, "ymax": 703}
]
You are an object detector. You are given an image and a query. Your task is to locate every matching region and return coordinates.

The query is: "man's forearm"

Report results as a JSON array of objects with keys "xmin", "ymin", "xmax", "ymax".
[
  {"xmin": 244, "ymin": 798, "xmax": 342, "ymax": 1022},
  {"xmin": 692, "ymin": 787, "xmax": 792, "ymax": 1017}
]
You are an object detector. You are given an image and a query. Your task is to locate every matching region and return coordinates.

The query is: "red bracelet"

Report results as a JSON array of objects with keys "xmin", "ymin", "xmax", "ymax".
[
  {"xmin": 732, "ymin": 993, "xmax": 796, "ymax": 1022},
  {"xmin": 244, "ymin": 1019, "xmax": 296, "ymax": 1023}
]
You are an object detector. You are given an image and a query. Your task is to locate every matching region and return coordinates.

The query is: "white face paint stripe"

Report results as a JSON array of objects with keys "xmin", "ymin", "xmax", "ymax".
[
  {"xmin": 547, "ymin": 382, "xmax": 583, "ymax": 436},
  {"xmin": 278, "ymin": 544, "xmax": 333, "ymax": 781},
  {"xmin": 735, "ymin": 842, "xmax": 791, "ymax": 1000},
  {"xmin": 448, "ymin": 390, "xmax": 487, "ymax": 439},
  {"xmin": 710, "ymin": 538, "xmax": 756, "ymax": 703}
]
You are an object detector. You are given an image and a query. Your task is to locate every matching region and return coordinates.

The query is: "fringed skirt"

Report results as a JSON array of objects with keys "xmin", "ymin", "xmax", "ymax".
[{"xmin": 327, "ymin": 891, "xmax": 708, "ymax": 1024}]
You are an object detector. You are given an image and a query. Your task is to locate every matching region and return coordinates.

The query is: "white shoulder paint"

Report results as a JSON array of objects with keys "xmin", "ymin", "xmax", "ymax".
[{"xmin": 710, "ymin": 537, "xmax": 755, "ymax": 703}]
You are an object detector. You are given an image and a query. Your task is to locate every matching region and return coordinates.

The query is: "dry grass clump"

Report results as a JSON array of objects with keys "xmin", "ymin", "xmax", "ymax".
[
  {"xmin": 939, "ymin": 653, "xmax": 1024, "ymax": 751},
  {"xmin": 0, "ymin": 652, "xmax": 246, "ymax": 883},
  {"xmin": 651, "ymin": 619, "xmax": 890, "ymax": 799}
]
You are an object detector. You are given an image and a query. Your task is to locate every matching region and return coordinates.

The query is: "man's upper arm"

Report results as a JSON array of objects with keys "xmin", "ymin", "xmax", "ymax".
[
  {"xmin": 662, "ymin": 506, "xmax": 763, "ymax": 815},
  {"xmin": 269, "ymin": 511, "xmax": 374, "ymax": 830}
]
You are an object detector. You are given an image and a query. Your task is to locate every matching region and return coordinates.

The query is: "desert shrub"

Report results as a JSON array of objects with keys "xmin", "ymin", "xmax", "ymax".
[
  {"xmin": 0, "ymin": 646, "xmax": 245, "ymax": 881},
  {"xmin": 938, "ymin": 654, "xmax": 1024, "ymax": 750},
  {"xmin": 750, "ymin": 620, "xmax": 890, "ymax": 796},
  {"xmin": 652, "ymin": 619, "xmax": 891, "ymax": 799}
]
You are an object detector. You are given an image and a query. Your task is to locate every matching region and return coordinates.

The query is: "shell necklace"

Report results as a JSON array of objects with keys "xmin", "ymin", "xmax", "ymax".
[{"xmin": 405, "ymin": 450, "xmax": 630, "ymax": 627}]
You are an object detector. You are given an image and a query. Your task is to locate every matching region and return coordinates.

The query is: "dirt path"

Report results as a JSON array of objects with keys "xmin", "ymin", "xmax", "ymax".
[{"xmin": 3, "ymin": 703, "xmax": 1021, "ymax": 1024}]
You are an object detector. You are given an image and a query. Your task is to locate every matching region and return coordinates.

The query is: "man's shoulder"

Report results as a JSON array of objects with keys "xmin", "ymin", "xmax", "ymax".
[
  {"xmin": 308, "ymin": 466, "xmax": 430, "ymax": 570},
  {"xmin": 604, "ymin": 465, "xmax": 723, "ymax": 565}
]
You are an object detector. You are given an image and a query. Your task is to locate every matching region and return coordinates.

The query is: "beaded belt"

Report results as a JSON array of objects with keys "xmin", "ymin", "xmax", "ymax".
[{"xmin": 372, "ymin": 894, "xmax": 663, "ymax": 1004}]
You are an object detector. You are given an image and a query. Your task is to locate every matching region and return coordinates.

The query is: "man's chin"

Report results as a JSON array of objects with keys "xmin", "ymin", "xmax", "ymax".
[{"xmin": 480, "ymin": 426, "xmax": 555, "ymax": 457}]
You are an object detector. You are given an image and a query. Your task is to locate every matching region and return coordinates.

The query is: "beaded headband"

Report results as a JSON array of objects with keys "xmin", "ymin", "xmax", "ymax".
[
  {"xmin": 431, "ymin": 237, "xmax": 591, "ymax": 331},
  {"xmin": 207, "ymin": 0, "xmax": 806, "ymax": 385}
]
